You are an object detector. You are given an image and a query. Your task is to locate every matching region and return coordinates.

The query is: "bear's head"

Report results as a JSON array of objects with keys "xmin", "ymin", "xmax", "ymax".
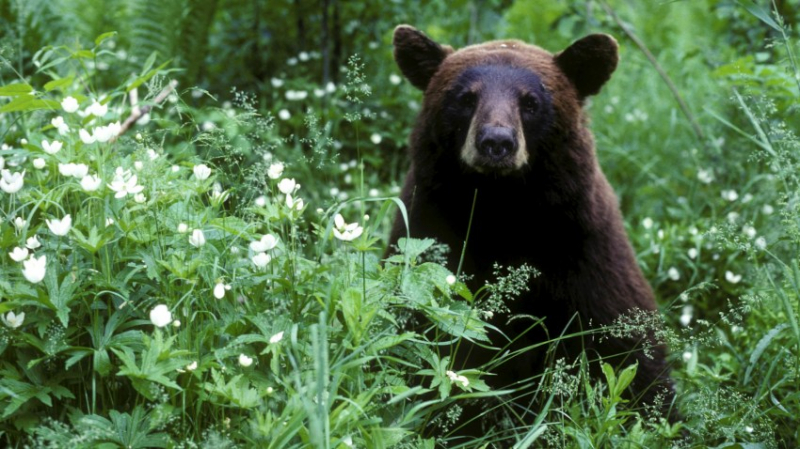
[{"xmin": 394, "ymin": 25, "xmax": 618, "ymax": 182}]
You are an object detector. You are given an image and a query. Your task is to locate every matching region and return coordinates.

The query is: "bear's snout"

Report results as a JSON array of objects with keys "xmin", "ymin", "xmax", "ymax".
[{"xmin": 477, "ymin": 126, "xmax": 517, "ymax": 161}]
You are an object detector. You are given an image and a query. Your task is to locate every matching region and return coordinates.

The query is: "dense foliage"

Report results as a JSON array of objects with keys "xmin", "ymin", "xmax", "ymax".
[{"xmin": 1, "ymin": 0, "xmax": 800, "ymax": 447}]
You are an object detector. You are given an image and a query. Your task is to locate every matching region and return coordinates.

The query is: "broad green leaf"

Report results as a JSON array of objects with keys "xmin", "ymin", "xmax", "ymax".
[
  {"xmin": 0, "ymin": 83, "xmax": 33, "ymax": 96},
  {"xmin": 0, "ymin": 97, "xmax": 60, "ymax": 113},
  {"xmin": 43, "ymin": 76, "xmax": 74, "ymax": 92}
]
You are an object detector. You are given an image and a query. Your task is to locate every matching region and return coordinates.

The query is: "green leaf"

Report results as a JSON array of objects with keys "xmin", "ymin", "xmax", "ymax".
[
  {"xmin": 0, "ymin": 83, "xmax": 33, "ymax": 96},
  {"xmin": 43, "ymin": 76, "xmax": 74, "ymax": 92},
  {"xmin": 95, "ymin": 31, "xmax": 118, "ymax": 47},
  {"xmin": 44, "ymin": 267, "xmax": 81, "ymax": 327},
  {"xmin": 0, "ymin": 97, "xmax": 60, "ymax": 113}
]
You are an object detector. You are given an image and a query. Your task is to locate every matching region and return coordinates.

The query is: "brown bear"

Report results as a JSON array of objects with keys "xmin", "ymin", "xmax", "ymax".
[{"xmin": 388, "ymin": 25, "xmax": 676, "ymax": 431}]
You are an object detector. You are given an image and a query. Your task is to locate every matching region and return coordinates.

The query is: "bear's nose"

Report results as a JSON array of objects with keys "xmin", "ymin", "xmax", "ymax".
[{"xmin": 477, "ymin": 126, "xmax": 517, "ymax": 161}]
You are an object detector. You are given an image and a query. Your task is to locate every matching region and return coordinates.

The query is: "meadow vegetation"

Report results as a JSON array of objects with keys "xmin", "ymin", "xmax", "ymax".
[{"xmin": 0, "ymin": 0, "xmax": 799, "ymax": 447}]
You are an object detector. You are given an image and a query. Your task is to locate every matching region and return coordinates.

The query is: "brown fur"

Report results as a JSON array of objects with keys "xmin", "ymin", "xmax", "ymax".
[{"xmin": 389, "ymin": 25, "xmax": 676, "ymax": 430}]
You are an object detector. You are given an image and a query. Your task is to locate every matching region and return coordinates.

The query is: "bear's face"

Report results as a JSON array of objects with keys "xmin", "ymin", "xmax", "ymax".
[
  {"xmin": 394, "ymin": 26, "xmax": 619, "ymax": 178},
  {"xmin": 441, "ymin": 63, "xmax": 554, "ymax": 174}
]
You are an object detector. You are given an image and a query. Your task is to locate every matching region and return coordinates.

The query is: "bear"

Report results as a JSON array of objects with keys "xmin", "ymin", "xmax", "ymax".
[{"xmin": 388, "ymin": 25, "xmax": 676, "ymax": 433}]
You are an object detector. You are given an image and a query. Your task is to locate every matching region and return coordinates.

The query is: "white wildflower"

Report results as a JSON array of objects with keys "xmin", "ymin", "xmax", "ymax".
[
  {"xmin": 250, "ymin": 234, "xmax": 278, "ymax": 252},
  {"xmin": 2, "ymin": 311, "xmax": 25, "ymax": 329},
  {"xmin": 61, "ymin": 96, "xmax": 79, "ymax": 113},
  {"xmin": 238, "ymin": 354, "xmax": 253, "ymax": 367},
  {"xmin": 193, "ymin": 164, "xmax": 212, "ymax": 181},
  {"xmin": 9, "ymin": 246, "xmax": 29, "ymax": 262},
  {"xmin": 333, "ymin": 213, "xmax": 364, "ymax": 241},
  {"xmin": 22, "ymin": 254, "xmax": 46, "ymax": 283},
  {"xmin": 188, "ymin": 229, "xmax": 206, "ymax": 247},
  {"xmin": 42, "ymin": 139, "xmax": 63, "ymax": 155},
  {"xmin": 0, "ymin": 169, "xmax": 24, "ymax": 193},
  {"xmin": 252, "ymin": 252, "xmax": 271, "ymax": 269},
  {"xmin": 149, "ymin": 304, "xmax": 172, "ymax": 328},
  {"xmin": 33, "ymin": 158, "xmax": 45, "ymax": 169},
  {"xmin": 80, "ymin": 174, "xmax": 102, "ymax": 192},
  {"xmin": 269, "ymin": 331, "xmax": 284, "ymax": 344},
  {"xmin": 277, "ymin": 178, "xmax": 298, "ymax": 194},
  {"xmin": 46, "ymin": 214, "xmax": 72, "ymax": 236},
  {"xmin": 25, "ymin": 235, "xmax": 41, "ymax": 249},
  {"xmin": 725, "ymin": 271, "xmax": 742, "ymax": 284},
  {"xmin": 267, "ymin": 162, "xmax": 284, "ymax": 179}
]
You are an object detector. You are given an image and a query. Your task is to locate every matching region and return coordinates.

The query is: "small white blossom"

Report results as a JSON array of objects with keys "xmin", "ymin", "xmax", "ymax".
[
  {"xmin": 370, "ymin": 133, "xmax": 382, "ymax": 145},
  {"xmin": 667, "ymin": 267, "xmax": 680, "ymax": 281},
  {"xmin": 271, "ymin": 78, "xmax": 284, "ymax": 88},
  {"xmin": 2, "ymin": 311, "xmax": 25, "ymax": 329},
  {"xmin": 51, "ymin": 116, "xmax": 70, "ymax": 134},
  {"xmin": 72, "ymin": 163, "xmax": 89, "ymax": 179},
  {"xmin": 213, "ymin": 282, "xmax": 231, "ymax": 299},
  {"xmin": 445, "ymin": 370, "xmax": 470, "ymax": 388},
  {"xmin": 250, "ymin": 234, "xmax": 278, "ymax": 252},
  {"xmin": 0, "ymin": 169, "xmax": 24, "ymax": 193},
  {"xmin": 79, "ymin": 129, "xmax": 96, "ymax": 144},
  {"xmin": 254, "ymin": 195, "xmax": 267, "ymax": 207},
  {"xmin": 277, "ymin": 178, "xmax": 298, "ymax": 194},
  {"xmin": 721, "ymin": 189, "xmax": 738, "ymax": 202},
  {"xmin": 46, "ymin": 214, "xmax": 72, "ymax": 236},
  {"xmin": 390, "ymin": 74, "xmax": 402, "ymax": 85},
  {"xmin": 285, "ymin": 193, "xmax": 304, "ymax": 211},
  {"xmin": 725, "ymin": 271, "xmax": 742, "ymax": 284},
  {"xmin": 369, "ymin": 188, "xmax": 379, "ymax": 197},
  {"xmin": 642, "ymin": 217, "xmax": 654, "ymax": 230},
  {"xmin": 189, "ymin": 229, "xmax": 206, "ymax": 247},
  {"xmin": 697, "ymin": 168, "xmax": 714, "ymax": 184},
  {"xmin": 85, "ymin": 100, "xmax": 108, "ymax": 117},
  {"xmin": 134, "ymin": 161, "xmax": 143, "ymax": 171},
  {"xmin": 238, "ymin": 354, "xmax": 253, "ymax": 367},
  {"xmin": 105, "ymin": 218, "xmax": 114, "ymax": 227},
  {"xmin": 25, "ymin": 235, "xmax": 41, "ymax": 249},
  {"xmin": 267, "ymin": 162, "xmax": 285, "ymax": 179},
  {"xmin": 22, "ymin": 254, "xmax": 46, "ymax": 283},
  {"xmin": 333, "ymin": 214, "xmax": 364, "ymax": 241},
  {"xmin": 193, "ymin": 164, "xmax": 212, "ymax": 181},
  {"xmin": 42, "ymin": 139, "xmax": 62, "ymax": 154},
  {"xmin": 80, "ymin": 174, "xmax": 102, "ymax": 192},
  {"xmin": 755, "ymin": 236, "xmax": 767, "ymax": 250},
  {"xmin": 13, "ymin": 217, "xmax": 26, "ymax": 230},
  {"xmin": 107, "ymin": 171, "xmax": 144, "ymax": 199},
  {"xmin": 743, "ymin": 225, "xmax": 757, "ymax": 239},
  {"xmin": 149, "ymin": 304, "xmax": 172, "ymax": 328},
  {"xmin": 680, "ymin": 305, "xmax": 693, "ymax": 327},
  {"xmin": 682, "ymin": 351, "xmax": 693, "ymax": 362},
  {"xmin": 61, "ymin": 96, "xmax": 79, "ymax": 113},
  {"xmin": 446, "ymin": 274, "xmax": 456, "ymax": 285},
  {"xmin": 269, "ymin": 331, "xmax": 284, "ymax": 344},
  {"xmin": 172, "ymin": 320, "xmax": 181, "ymax": 328},
  {"xmin": 178, "ymin": 223, "xmax": 189, "ymax": 233},
  {"xmin": 146, "ymin": 149, "xmax": 158, "ymax": 160},
  {"xmin": 186, "ymin": 361, "xmax": 198, "ymax": 371},
  {"xmin": 134, "ymin": 193, "xmax": 146, "ymax": 204},
  {"xmin": 9, "ymin": 247, "xmax": 29, "ymax": 262},
  {"xmin": 252, "ymin": 252, "xmax": 272, "ymax": 269},
  {"xmin": 278, "ymin": 109, "xmax": 291, "ymax": 120},
  {"xmin": 762, "ymin": 204, "xmax": 774, "ymax": 215},
  {"xmin": 688, "ymin": 248, "xmax": 698, "ymax": 259},
  {"xmin": 33, "ymin": 158, "xmax": 46, "ymax": 169},
  {"xmin": 326, "ymin": 82, "xmax": 336, "ymax": 93}
]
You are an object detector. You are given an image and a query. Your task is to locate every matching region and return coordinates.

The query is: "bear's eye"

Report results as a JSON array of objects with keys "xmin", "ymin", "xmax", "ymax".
[
  {"xmin": 521, "ymin": 95, "xmax": 538, "ymax": 114},
  {"xmin": 458, "ymin": 92, "xmax": 478, "ymax": 110}
]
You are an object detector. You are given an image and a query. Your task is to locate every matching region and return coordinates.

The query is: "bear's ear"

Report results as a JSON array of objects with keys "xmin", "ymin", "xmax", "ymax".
[
  {"xmin": 393, "ymin": 25, "xmax": 453, "ymax": 91},
  {"xmin": 555, "ymin": 34, "xmax": 619, "ymax": 99}
]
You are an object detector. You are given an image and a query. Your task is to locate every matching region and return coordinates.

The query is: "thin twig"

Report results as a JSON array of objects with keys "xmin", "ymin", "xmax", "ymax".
[
  {"xmin": 111, "ymin": 80, "xmax": 178, "ymax": 142},
  {"xmin": 599, "ymin": 1, "xmax": 707, "ymax": 148}
]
